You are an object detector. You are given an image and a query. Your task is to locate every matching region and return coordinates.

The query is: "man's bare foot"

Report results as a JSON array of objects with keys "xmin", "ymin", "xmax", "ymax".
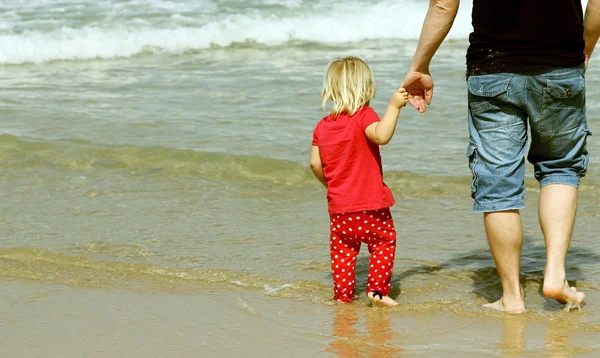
[
  {"xmin": 367, "ymin": 291, "xmax": 399, "ymax": 307},
  {"xmin": 543, "ymin": 279, "xmax": 586, "ymax": 308},
  {"xmin": 483, "ymin": 286, "xmax": 526, "ymax": 313},
  {"xmin": 483, "ymin": 298, "xmax": 527, "ymax": 313}
]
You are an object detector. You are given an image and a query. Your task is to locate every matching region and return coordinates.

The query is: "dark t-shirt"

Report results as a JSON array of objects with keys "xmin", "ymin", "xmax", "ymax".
[{"xmin": 466, "ymin": 0, "xmax": 585, "ymax": 76}]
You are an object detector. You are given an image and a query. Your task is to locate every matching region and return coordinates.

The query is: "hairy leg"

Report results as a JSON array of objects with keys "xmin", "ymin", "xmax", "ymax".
[
  {"xmin": 539, "ymin": 184, "xmax": 586, "ymax": 307},
  {"xmin": 483, "ymin": 210, "xmax": 526, "ymax": 313}
]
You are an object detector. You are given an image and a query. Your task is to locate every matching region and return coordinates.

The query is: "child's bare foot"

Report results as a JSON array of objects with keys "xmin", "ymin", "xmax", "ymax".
[
  {"xmin": 367, "ymin": 291, "xmax": 399, "ymax": 307},
  {"xmin": 543, "ymin": 279, "xmax": 586, "ymax": 310}
]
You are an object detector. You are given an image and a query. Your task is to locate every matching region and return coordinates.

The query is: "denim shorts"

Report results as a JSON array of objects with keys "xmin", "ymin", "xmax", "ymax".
[{"xmin": 466, "ymin": 65, "xmax": 591, "ymax": 212}]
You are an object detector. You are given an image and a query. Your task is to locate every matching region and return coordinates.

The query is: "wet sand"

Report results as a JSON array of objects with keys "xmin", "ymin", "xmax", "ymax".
[
  {"xmin": 2, "ymin": 279, "xmax": 600, "ymax": 357},
  {"xmin": 2, "ymin": 3, "xmax": 600, "ymax": 356}
]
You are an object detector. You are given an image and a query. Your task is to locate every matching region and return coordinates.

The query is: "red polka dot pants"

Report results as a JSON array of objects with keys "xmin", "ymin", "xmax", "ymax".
[{"xmin": 329, "ymin": 208, "xmax": 396, "ymax": 303}]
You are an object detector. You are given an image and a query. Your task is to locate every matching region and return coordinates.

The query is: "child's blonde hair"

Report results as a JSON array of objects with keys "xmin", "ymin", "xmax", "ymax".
[{"xmin": 321, "ymin": 56, "xmax": 376, "ymax": 117}]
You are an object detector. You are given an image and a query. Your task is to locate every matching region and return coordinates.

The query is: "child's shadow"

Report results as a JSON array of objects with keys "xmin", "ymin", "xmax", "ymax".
[{"xmin": 345, "ymin": 236, "xmax": 598, "ymax": 309}]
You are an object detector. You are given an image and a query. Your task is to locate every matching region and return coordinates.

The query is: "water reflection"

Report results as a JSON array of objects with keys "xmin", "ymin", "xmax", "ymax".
[
  {"xmin": 543, "ymin": 323, "xmax": 571, "ymax": 358},
  {"xmin": 497, "ymin": 312, "xmax": 591, "ymax": 357},
  {"xmin": 328, "ymin": 305, "xmax": 404, "ymax": 357},
  {"xmin": 498, "ymin": 315, "xmax": 526, "ymax": 357}
]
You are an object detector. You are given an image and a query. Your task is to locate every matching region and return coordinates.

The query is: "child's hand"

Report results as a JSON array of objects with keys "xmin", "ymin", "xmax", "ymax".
[{"xmin": 390, "ymin": 87, "xmax": 409, "ymax": 109}]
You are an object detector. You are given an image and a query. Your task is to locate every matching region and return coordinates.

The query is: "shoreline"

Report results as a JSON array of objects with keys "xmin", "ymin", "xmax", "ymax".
[{"xmin": 2, "ymin": 278, "xmax": 599, "ymax": 357}]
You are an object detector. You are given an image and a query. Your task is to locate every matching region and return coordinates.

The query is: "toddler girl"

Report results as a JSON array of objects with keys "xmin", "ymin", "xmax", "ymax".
[{"xmin": 310, "ymin": 56, "xmax": 408, "ymax": 306}]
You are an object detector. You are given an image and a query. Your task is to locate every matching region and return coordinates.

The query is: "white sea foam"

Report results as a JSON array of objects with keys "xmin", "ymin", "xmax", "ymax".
[
  {"xmin": 0, "ymin": 0, "xmax": 476, "ymax": 64},
  {"xmin": 264, "ymin": 283, "xmax": 293, "ymax": 294},
  {"xmin": 6, "ymin": 0, "xmax": 587, "ymax": 65},
  {"xmin": 0, "ymin": 0, "xmax": 587, "ymax": 64}
]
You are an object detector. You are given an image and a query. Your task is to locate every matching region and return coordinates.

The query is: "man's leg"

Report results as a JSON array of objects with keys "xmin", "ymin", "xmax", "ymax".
[
  {"xmin": 539, "ymin": 184, "xmax": 586, "ymax": 305},
  {"xmin": 483, "ymin": 210, "xmax": 526, "ymax": 313},
  {"xmin": 525, "ymin": 66, "xmax": 589, "ymax": 307},
  {"xmin": 466, "ymin": 73, "xmax": 528, "ymax": 312}
]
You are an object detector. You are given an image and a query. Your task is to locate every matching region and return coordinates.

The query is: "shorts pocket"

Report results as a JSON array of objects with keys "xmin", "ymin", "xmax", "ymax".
[
  {"xmin": 540, "ymin": 74, "xmax": 585, "ymax": 134},
  {"xmin": 466, "ymin": 141, "xmax": 479, "ymax": 199},
  {"xmin": 467, "ymin": 75, "xmax": 511, "ymax": 113},
  {"xmin": 544, "ymin": 74, "xmax": 585, "ymax": 106},
  {"xmin": 579, "ymin": 127, "xmax": 592, "ymax": 177}
]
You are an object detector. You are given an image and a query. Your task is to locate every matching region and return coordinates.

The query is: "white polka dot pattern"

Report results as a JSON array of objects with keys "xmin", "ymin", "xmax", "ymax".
[{"xmin": 328, "ymin": 208, "xmax": 396, "ymax": 302}]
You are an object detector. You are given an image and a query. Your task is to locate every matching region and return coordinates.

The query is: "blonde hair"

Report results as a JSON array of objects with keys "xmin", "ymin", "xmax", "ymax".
[{"xmin": 321, "ymin": 56, "xmax": 376, "ymax": 117}]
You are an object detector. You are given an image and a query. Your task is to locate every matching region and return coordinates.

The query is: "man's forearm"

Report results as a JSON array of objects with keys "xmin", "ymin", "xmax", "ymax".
[
  {"xmin": 584, "ymin": 0, "xmax": 600, "ymax": 60},
  {"xmin": 410, "ymin": 0, "xmax": 460, "ymax": 72}
]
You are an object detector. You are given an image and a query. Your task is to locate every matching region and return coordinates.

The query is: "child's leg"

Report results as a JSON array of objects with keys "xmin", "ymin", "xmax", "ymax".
[
  {"xmin": 330, "ymin": 214, "xmax": 361, "ymax": 302},
  {"xmin": 365, "ymin": 209, "xmax": 397, "ymax": 305}
]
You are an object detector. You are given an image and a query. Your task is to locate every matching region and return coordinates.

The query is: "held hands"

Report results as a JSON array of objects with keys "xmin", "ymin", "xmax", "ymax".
[
  {"xmin": 402, "ymin": 70, "xmax": 434, "ymax": 113},
  {"xmin": 390, "ymin": 87, "xmax": 409, "ymax": 109}
]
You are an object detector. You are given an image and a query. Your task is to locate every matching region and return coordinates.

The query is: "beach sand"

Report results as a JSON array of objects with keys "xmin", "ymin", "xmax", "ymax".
[
  {"xmin": 2, "ymin": 1, "xmax": 600, "ymax": 356},
  {"xmin": 2, "ymin": 279, "xmax": 600, "ymax": 357}
]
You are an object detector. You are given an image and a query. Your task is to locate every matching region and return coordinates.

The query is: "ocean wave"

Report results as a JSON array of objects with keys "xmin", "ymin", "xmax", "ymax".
[
  {"xmin": 4, "ymin": 247, "xmax": 598, "ymax": 319},
  {"xmin": 0, "ymin": 0, "xmax": 473, "ymax": 64},
  {"xmin": 0, "ymin": 134, "xmax": 571, "ymax": 197},
  {"xmin": 0, "ymin": 134, "xmax": 317, "ymax": 186},
  {"xmin": 0, "ymin": 247, "xmax": 331, "ymax": 298}
]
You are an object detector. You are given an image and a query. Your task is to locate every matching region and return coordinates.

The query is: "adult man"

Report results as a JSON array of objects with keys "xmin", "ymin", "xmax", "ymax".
[{"xmin": 404, "ymin": 0, "xmax": 600, "ymax": 312}]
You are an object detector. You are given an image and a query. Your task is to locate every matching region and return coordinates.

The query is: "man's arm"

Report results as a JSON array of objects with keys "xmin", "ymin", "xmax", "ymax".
[
  {"xmin": 309, "ymin": 145, "xmax": 327, "ymax": 188},
  {"xmin": 403, "ymin": 0, "xmax": 460, "ymax": 112},
  {"xmin": 584, "ymin": 0, "xmax": 600, "ymax": 69}
]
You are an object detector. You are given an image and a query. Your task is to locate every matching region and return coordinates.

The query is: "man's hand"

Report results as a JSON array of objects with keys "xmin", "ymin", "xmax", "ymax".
[
  {"xmin": 402, "ymin": 70, "xmax": 434, "ymax": 113},
  {"xmin": 402, "ymin": 0, "xmax": 458, "ymax": 113}
]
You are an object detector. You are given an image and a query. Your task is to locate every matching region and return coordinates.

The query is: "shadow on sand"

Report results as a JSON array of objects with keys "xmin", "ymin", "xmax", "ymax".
[{"xmin": 341, "ymin": 235, "xmax": 599, "ymax": 310}]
